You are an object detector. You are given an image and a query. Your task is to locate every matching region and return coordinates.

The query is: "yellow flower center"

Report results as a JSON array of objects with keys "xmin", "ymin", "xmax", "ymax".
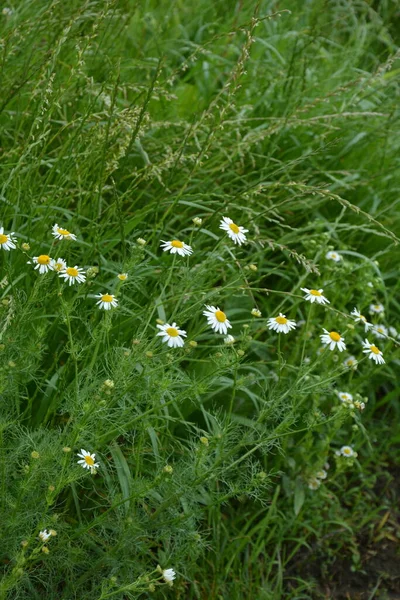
[
  {"xmin": 166, "ymin": 327, "xmax": 179, "ymax": 337},
  {"xmin": 84, "ymin": 455, "xmax": 95, "ymax": 466},
  {"xmin": 360, "ymin": 314, "xmax": 366, "ymax": 321},
  {"xmin": 118, "ymin": 274, "xmax": 127, "ymax": 281},
  {"xmin": 229, "ymin": 222, "xmax": 240, "ymax": 234},
  {"xmin": 215, "ymin": 310, "xmax": 227, "ymax": 323},
  {"xmin": 57, "ymin": 228, "xmax": 71, "ymax": 236},
  {"xmin": 171, "ymin": 240, "xmax": 183, "ymax": 248},
  {"xmin": 38, "ymin": 255, "xmax": 51, "ymax": 265},
  {"xmin": 0, "ymin": 234, "xmax": 8, "ymax": 244},
  {"xmin": 329, "ymin": 331, "xmax": 341, "ymax": 342},
  {"xmin": 66, "ymin": 267, "xmax": 79, "ymax": 277},
  {"xmin": 370, "ymin": 345, "xmax": 380, "ymax": 354},
  {"xmin": 54, "ymin": 262, "xmax": 64, "ymax": 272},
  {"xmin": 374, "ymin": 305, "xmax": 381, "ymax": 310},
  {"xmin": 343, "ymin": 448, "xmax": 351, "ymax": 455},
  {"xmin": 101, "ymin": 294, "xmax": 113, "ymax": 303},
  {"xmin": 310, "ymin": 289, "xmax": 322, "ymax": 296},
  {"xmin": 275, "ymin": 316, "xmax": 288, "ymax": 324}
]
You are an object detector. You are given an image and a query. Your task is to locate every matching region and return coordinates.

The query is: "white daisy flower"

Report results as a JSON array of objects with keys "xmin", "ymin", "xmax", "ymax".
[
  {"xmin": 29, "ymin": 255, "xmax": 54, "ymax": 274},
  {"xmin": 354, "ymin": 401, "xmax": 365, "ymax": 411},
  {"xmin": 156, "ymin": 322, "xmax": 186, "ymax": 348},
  {"xmin": 267, "ymin": 313, "xmax": 297, "ymax": 334},
  {"xmin": 315, "ymin": 469, "xmax": 327, "ymax": 480},
  {"xmin": 224, "ymin": 334, "xmax": 235, "ymax": 345},
  {"xmin": 77, "ymin": 449, "xmax": 99, "ymax": 473},
  {"xmin": 52, "ymin": 224, "xmax": 77, "ymax": 241},
  {"xmin": 117, "ymin": 273, "xmax": 128, "ymax": 281},
  {"xmin": 351, "ymin": 308, "xmax": 372, "ymax": 332},
  {"xmin": 372, "ymin": 324, "xmax": 388, "ymax": 340},
  {"xmin": 0, "ymin": 227, "xmax": 16, "ymax": 251},
  {"xmin": 162, "ymin": 568, "xmax": 176, "ymax": 584},
  {"xmin": 219, "ymin": 216, "xmax": 248, "ymax": 246},
  {"xmin": 338, "ymin": 445, "xmax": 356, "ymax": 458},
  {"xmin": 203, "ymin": 305, "xmax": 232, "ymax": 335},
  {"xmin": 337, "ymin": 391, "xmax": 353, "ymax": 404},
  {"xmin": 59, "ymin": 265, "xmax": 86, "ymax": 286},
  {"xmin": 326, "ymin": 251, "xmax": 342, "ymax": 262},
  {"xmin": 50, "ymin": 257, "xmax": 67, "ymax": 273},
  {"xmin": 96, "ymin": 293, "xmax": 118, "ymax": 310},
  {"xmin": 388, "ymin": 326, "xmax": 398, "ymax": 338},
  {"xmin": 320, "ymin": 329, "xmax": 346, "ymax": 352},
  {"xmin": 301, "ymin": 288, "xmax": 330, "ymax": 305},
  {"xmin": 251, "ymin": 308, "xmax": 262, "ymax": 317},
  {"xmin": 362, "ymin": 339, "xmax": 385, "ymax": 364},
  {"xmin": 343, "ymin": 355, "xmax": 358, "ymax": 369},
  {"xmin": 38, "ymin": 529, "xmax": 51, "ymax": 543},
  {"xmin": 308, "ymin": 478, "xmax": 321, "ymax": 490},
  {"xmin": 160, "ymin": 239, "xmax": 192, "ymax": 257},
  {"xmin": 369, "ymin": 303, "xmax": 384, "ymax": 315}
]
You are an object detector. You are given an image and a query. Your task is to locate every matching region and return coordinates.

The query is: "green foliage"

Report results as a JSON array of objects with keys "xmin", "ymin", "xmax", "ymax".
[{"xmin": 0, "ymin": 0, "xmax": 399, "ymax": 598}]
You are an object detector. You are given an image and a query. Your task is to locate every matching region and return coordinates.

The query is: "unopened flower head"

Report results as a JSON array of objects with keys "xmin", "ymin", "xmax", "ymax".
[
  {"xmin": 38, "ymin": 530, "xmax": 51, "ymax": 543},
  {"xmin": 77, "ymin": 449, "xmax": 99, "ymax": 473},
  {"xmin": 50, "ymin": 257, "xmax": 67, "ymax": 273},
  {"xmin": 369, "ymin": 303, "xmax": 384, "ymax": 315},
  {"xmin": 96, "ymin": 293, "xmax": 118, "ymax": 310},
  {"xmin": 219, "ymin": 216, "xmax": 248, "ymax": 246},
  {"xmin": 203, "ymin": 305, "xmax": 232, "ymax": 335},
  {"xmin": 52, "ymin": 224, "xmax": 77, "ymax": 241},
  {"xmin": 388, "ymin": 326, "xmax": 398, "ymax": 338},
  {"xmin": 267, "ymin": 313, "xmax": 297, "ymax": 334},
  {"xmin": 160, "ymin": 239, "xmax": 192, "ymax": 257},
  {"xmin": 337, "ymin": 391, "xmax": 353, "ymax": 404},
  {"xmin": 301, "ymin": 288, "xmax": 330, "ymax": 305},
  {"xmin": 29, "ymin": 255, "xmax": 54, "ymax": 274},
  {"xmin": 320, "ymin": 329, "xmax": 346, "ymax": 352},
  {"xmin": 326, "ymin": 251, "xmax": 342, "ymax": 262},
  {"xmin": 224, "ymin": 334, "xmax": 235, "ymax": 345},
  {"xmin": 59, "ymin": 265, "xmax": 86, "ymax": 286},
  {"xmin": 162, "ymin": 568, "xmax": 176, "ymax": 584},
  {"xmin": 192, "ymin": 217, "xmax": 202, "ymax": 226},
  {"xmin": 343, "ymin": 355, "xmax": 358, "ymax": 369},
  {"xmin": 372, "ymin": 324, "xmax": 388, "ymax": 340},
  {"xmin": 315, "ymin": 469, "xmax": 327, "ymax": 480},
  {"xmin": 157, "ymin": 322, "xmax": 186, "ymax": 348},
  {"xmin": 362, "ymin": 339, "xmax": 385, "ymax": 364},
  {"xmin": 137, "ymin": 238, "xmax": 147, "ymax": 246},
  {"xmin": 351, "ymin": 308, "xmax": 372, "ymax": 332},
  {"xmin": 251, "ymin": 308, "xmax": 262, "ymax": 317},
  {"xmin": 308, "ymin": 478, "xmax": 320, "ymax": 490},
  {"xmin": 117, "ymin": 273, "xmax": 128, "ymax": 281},
  {"xmin": 0, "ymin": 227, "xmax": 16, "ymax": 251}
]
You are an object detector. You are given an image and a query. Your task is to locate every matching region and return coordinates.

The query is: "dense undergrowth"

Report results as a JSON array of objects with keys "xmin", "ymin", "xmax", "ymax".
[{"xmin": 0, "ymin": 0, "xmax": 400, "ymax": 598}]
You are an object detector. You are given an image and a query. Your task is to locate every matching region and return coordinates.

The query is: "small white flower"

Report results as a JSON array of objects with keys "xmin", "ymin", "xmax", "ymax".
[
  {"xmin": 267, "ymin": 313, "xmax": 297, "ymax": 334},
  {"xmin": 96, "ymin": 293, "xmax": 118, "ymax": 310},
  {"xmin": 162, "ymin": 568, "xmax": 176, "ymax": 584},
  {"xmin": 362, "ymin": 339, "xmax": 385, "ymax": 364},
  {"xmin": 301, "ymin": 288, "xmax": 330, "ymax": 305},
  {"xmin": 59, "ymin": 265, "xmax": 86, "ymax": 286},
  {"xmin": 308, "ymin": 478, "xmax": 321, "ymax": 490},
  {"xmin": 160, "ymin": 239, "xmax": 192, "ymax": 257},
  {"xmin": 203, "ymin": 305, "xmax": 232, "ymax": 335},
  {"xmin": 372, "ymin": 324, "xmax": 388, "ymax": 340},
  {"xmin": 50, "ymin": 257, "xmax": 67, "ymax": 273},
  {"xmin": 251, "ymin": 308, "xmax": 262, "ymax": 318},
  {"xmin": 38, "ymin": 530, "xmax": 51, "ymax": 543},
  {"xmin": 219, "ymin": 216, "xmax": 248, "ymax": 246},
  {"xmin": 339, "ymin": 445, "xmax": 356, "ymax": 458},
  {"xmin": 224, "ymin": 334, "xmax": 235, "ymax": 345},
  {"xmin": 29, "ymin": 255, "xmax": 54, "ymax": 274},
  {"xmin": 157, "ymin": 322, "xmax": 186, "ymax": 348},
  {"xmin": 369, "ymin": 303, "xmax": 384, "ymax": 315},
  {"xmin": 320, "ymin": 329, "xmax": 346, "ymax": 352},
  {"xmin": 388, "ymin": 326, "xmax": 398, "ymax": 338},
  {"xmin": 315, "ymin": 469, "xmax": 328, "ymax": 480},
  {"xmin": 52, "ymin": 224, "xmax": 77, "ymax": 241},
  {"xmin": 0, "ymin": 227, "xmax": 16, "ymax": 250},
  {"xmin": 326, "ymin": 251, "xmax": 342, "ymax": 262},
  {"xmin": 77, "ymin": 449, "xmax": 99, "ymax": 473},
  {"xmin": 351, "ymin": 308, "xmax": 372, "ymax": 332},
  {"xmin": 117, "ymin": 273, "xmax": 128, "ymax": 281},
  {"xmin": 343, "ymin": 355, "xmax": 358, "ymax": 369},
  {"xmin": 193, "ymin": 217, "xmax": 202, "ymax": 226},
  {"xmin": 337, "ymin": 391, "xmax": 353, "ymax": 404},
  {"xmin": 354, "ymin": 401, "xmax": 365, "ymax": 411}
]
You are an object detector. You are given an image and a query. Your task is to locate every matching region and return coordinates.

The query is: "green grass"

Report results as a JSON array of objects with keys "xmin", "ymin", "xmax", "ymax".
[{"xmin": 0, "ymin": 1, "xmax": 400, "ymax": 598}]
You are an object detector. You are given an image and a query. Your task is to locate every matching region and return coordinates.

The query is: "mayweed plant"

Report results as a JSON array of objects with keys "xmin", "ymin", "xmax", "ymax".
[{"xmin": 0, "ymin": 1, "xmax": 400, "ymax": 599}]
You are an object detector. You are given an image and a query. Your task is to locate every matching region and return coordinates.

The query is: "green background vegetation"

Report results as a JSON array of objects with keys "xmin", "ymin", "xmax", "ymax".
[{"xmin": 0, "ymin": 0, "xmax": 399, "ymax": 598}]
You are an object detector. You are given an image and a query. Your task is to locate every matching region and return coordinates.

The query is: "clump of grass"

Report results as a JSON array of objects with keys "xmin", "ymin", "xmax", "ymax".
[{"xmin": 0, "ymin": 1, "xmax": 400, "ymax": 598}]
